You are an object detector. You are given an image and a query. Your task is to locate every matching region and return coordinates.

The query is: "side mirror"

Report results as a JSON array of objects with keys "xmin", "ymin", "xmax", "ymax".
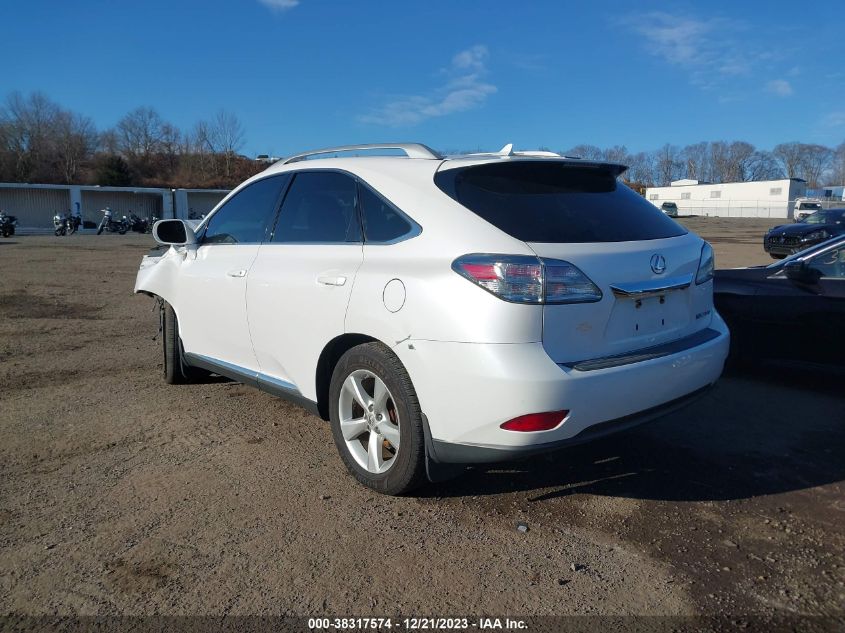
[
  {"xmin": 784, "ymin": 261, "xmax": 821, "ymax": 285},
  {"xmin": 153, "ymin": 219, "xmax": 197, "ymax": 246}
]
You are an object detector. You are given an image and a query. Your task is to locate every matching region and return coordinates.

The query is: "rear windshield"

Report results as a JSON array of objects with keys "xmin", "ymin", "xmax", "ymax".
[{"xmin": 435, "ymin": 162, "xmax": 687, "ymax": 243}]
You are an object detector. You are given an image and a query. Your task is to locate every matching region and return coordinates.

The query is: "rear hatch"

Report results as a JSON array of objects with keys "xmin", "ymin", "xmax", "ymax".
[{"xmin": 435, "ymin": 159, "xmax": 713, "ymax": 363}]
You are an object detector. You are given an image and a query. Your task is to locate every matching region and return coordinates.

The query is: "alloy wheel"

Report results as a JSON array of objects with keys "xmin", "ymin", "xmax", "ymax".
[{"xmin": 337, "ymin": 369, "xmax": 400, "ymax": 474}]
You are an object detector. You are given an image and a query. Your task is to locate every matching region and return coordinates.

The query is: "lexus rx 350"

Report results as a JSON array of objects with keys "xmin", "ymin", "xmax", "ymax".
[{"xmin": 135, "ymin": 143, "xmax": 729, "ymax": 495}]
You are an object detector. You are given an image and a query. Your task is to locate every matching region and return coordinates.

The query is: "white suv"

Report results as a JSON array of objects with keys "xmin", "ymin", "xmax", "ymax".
[{"xmin": 136, "ymin": 143, "xmax": 729, "ymax": 495}]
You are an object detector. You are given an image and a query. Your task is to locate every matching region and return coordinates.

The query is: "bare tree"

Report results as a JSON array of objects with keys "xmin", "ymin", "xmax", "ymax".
[
  {"xmin": 159, "ymin": 122, "xmax": 182, "ymax": 175},
  {"xmin": 744, "ymin": 151, "xmax": 783, "ymax": 181},
  {"xmin": 681, "ymin": 142, "xmax": 709, "ymax": 181},
  {"xmin": 563, "ymin": 144, "xmax": 603, "ymax": 160},
  {"xmin": 830, "ymin": 141, "xmax": 845, "ymax": 186},
  {"xmin": 1, "ymin": 91, "xmax": 61, "ymax": 180},
  {"xmin": 602, "ymin": 145, "xmax": 630, "ymax": 165},
  {"xmin": 625, "ymin": 151, "xmax": 656, "ymax": 187},
  {"xmin": 799, "ymin": 144, "xmax": 833, "ymax": 188},
  {"xmin": 206, "ymin": 110, "xmax": 245, "ymax": 178},
  {"xmin": 773, "ymin": 142, "xmax": 804, "ymax": 179},
  {"xmin": 116, "ymin": 106, "xmax": 167, "ymax": 159},
  {"xmin": 728, "ymin": 141, "xmax": 755, "ymax": 182},
  {"xmin": 655, "ymin": 144, "xmax": 682, "ymax": 186},
  {"xmin": 54, "ymin": 110, "xmax": 97, "ymax": 183},
  {"xmin": 98, "ymin": 128, "xmax": 120, "ymax": 155}
]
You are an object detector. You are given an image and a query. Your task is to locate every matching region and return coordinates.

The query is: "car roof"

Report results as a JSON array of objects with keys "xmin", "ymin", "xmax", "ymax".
[{"xmin": 258, "ymin": 142, "xmax": 627, "ymax": 177}]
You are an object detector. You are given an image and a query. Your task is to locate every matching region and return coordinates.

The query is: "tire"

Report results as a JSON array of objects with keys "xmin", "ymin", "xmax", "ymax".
[
  {"xmin": 162, "ymin": 301, "xmax": 209, "ymax": 385},
  {"xmin": 328, "ymin": 342, "xmax": 427, "ymax": 495},
  {"xmin": 96, "ymin": 224, "xmax": 104, "ymax": 235}
]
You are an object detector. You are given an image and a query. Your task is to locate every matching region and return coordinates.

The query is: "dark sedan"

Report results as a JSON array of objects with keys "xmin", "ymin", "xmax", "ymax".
[
  {"xmin": 763, "ymin": 208, "xmax": 845, "ymax": 258},
  {"xmin": 715, "ymin": 235, "xmax": 845, "ymax": 366}
]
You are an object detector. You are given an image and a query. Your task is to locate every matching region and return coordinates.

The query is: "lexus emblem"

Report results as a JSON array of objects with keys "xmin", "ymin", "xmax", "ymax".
[{"xmin": 650, "ymin": 254, "xmax": 667, "ymax": 275}]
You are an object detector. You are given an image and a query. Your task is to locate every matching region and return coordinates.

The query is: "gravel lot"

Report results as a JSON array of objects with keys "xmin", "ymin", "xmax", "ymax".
[{"xmin": 1, "ymin": 218, "xmax": 843, "ymax": 627}]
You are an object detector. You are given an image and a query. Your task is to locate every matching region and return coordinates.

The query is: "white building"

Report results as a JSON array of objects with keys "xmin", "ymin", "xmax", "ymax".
[
  {"xmin": 644, "ymin": 178, "xmax": 807, "ymax": 219},
  {"xmin": 822, "ymin": 185, "xmax": 845, "ymax": 201}
]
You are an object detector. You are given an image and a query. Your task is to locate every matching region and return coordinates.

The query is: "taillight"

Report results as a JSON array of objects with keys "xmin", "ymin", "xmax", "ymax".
[
  {"xmin": 696, "ymin": 242, "xmax": 714, "ymax": 285},
  {"xmin": 500, "ymin": 411, "xmax": 569, "ymax": 432},
  {"xmin": 452, "ymin": 254, "xmax": 602, "ymax": 304}
]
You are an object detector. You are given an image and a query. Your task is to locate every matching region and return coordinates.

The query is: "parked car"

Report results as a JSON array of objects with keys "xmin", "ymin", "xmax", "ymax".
[
  {"xmin": 715, "ymin": 234, "xmax": 845, "ymax": 367},
  {"xmin": 763, "ymin": 208, "xmax": 845, "ymax": 259},
  {"xmin": 793, "ymin": 197, "xmax": 823, "ymax": 222},
  {"xmin": 135, "ymin": 143, "xmax": 729, "ymax": 495},
  {"xmin": 660, "ymin": 201, "xmax": 679, "ymax": 217}
]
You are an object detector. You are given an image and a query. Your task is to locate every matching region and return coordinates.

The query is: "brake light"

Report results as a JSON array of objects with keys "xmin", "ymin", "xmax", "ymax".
[
  {"xmin": 500, "ymin": 411, "xmax": 569, "ymax": 432},
  {"xmin": 452, "ymin": 254, "xmax": 601, "ymax": 304},
  {"xmin": 696, "ymin": 242, "xmax": 714, "ymax": 284}
]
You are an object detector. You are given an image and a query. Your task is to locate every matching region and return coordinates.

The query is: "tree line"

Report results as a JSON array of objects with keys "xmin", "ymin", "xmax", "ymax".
[
  {"xmin": 0, "ymin": 91, "xmax": 265, "ymax": 189},
  {"xmin": 559, "ymin": 141, "xmax": 845, "ymax": 190},
  {"xmin": 2, "ymin": 90, "xmax": 844, "ymax": 190}
]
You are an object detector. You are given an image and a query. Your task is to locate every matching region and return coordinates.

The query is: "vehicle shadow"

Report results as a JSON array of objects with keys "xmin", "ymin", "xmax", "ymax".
[{"xmin": 423, "ymin": 366, "xmax": 845, "ymax": 502}]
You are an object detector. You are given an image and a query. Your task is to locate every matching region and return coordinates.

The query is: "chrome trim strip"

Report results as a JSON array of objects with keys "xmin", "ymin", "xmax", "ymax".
[
  {"xmin": 257, "ymin": 372, "xmax": 299, "ymax": 395},
  {"xmin": 186, "ymin": 353, "xmax": 260, "ymax": 387},
  {"xmin": 610, "ymin": 273, "xmax": 694, "ymax": 298},
  {"xmin": 183, "ymin": 353, "xmax": 320, "ymax": 415},
  {"xmin": 561, "ymin": 328, "xmax": 723, "ymax": 372}
]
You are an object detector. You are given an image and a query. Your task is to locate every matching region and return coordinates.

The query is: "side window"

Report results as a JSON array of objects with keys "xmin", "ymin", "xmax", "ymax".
[
  {"xmin": 203, "ymin": 175, "xmax": 289, "ymax": 244},
  {"xmin": 808, "ymin": 246, "xmax": 845, "ymax": 279},
  {"xmin": 359, "ymin": 183, "xmax": 415, "ymax": 243},
  {"xmin": 272, "ymin": 171, "xmax": 361, "ymax": 243}
]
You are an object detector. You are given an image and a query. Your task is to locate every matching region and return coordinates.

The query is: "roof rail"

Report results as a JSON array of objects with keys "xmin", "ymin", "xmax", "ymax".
[{"xmin": 280, "ymin": 143, "xmax": 443, "ymax": 164}]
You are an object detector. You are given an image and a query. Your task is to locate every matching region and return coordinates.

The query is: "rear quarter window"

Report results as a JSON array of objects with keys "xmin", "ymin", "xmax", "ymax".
[{"xmin": 435, "ymin": 161, "xmax": 687, "ymax": 243}]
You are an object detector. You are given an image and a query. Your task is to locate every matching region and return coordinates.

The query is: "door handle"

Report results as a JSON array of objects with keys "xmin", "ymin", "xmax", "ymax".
[
  {"xmin": 317, "ymin": 275, "xmax": 347, "ymax": 286},
  {"xmin": 227, "ymin": 269, "xmax": 247, "ymax": 278}
]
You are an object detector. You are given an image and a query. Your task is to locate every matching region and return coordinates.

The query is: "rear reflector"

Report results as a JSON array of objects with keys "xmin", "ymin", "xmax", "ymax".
[{"xmin": 500, "ymin": 411, "xmax": 569, "ymax": 432}]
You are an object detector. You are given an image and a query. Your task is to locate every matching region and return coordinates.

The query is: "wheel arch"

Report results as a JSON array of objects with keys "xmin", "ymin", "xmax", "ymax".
[{"xmin": 314, "ymin": 333, "xmax": 385, "ymax": 421}]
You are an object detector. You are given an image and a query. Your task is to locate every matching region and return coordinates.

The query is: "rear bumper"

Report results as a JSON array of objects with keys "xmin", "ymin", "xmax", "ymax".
[
  {"xmin": 394, "ymin": 314, "xmax": 729, "ymax": 463},
  {"xmin": 430, "ymin": 385, "xmax": 712, "ymax": 463}
]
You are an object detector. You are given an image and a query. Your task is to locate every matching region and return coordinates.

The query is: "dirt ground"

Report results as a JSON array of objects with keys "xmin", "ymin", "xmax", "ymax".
[{"xmin": 1, "ymin": 219, "xmax": 843, "ymax": 628}]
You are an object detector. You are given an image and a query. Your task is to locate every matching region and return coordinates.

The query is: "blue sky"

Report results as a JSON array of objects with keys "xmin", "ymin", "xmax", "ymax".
[{"xmin": 3, "ymin": 0, "xmax": 844, "ymax": 156}]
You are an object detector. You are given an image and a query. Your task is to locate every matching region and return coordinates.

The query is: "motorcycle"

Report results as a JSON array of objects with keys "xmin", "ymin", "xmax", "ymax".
[
  {"xmin": 124, "ymin": 212, "xmax": 157, "ymax": 234},
  {"xmin": 97, "ymin": 208, "xmax": 127, "ymax": 235},
  {"xmin": 53, "ymin": 212, "xmax": 81, "ymax": 236},
  {"xmin": 0, "ymin": 212, "xmax": 16, "ymax": 237}
]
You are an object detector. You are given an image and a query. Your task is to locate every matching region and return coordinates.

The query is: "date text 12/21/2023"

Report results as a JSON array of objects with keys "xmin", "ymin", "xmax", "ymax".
[{"xmin": 307, "ymin": 617, "xmax": 528, "ymax": 630}]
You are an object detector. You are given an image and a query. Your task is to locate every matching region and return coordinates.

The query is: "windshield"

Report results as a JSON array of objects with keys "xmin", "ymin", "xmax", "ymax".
[
  {"xmin": 799, "ymin": 202, "xmax": 822, "ymax": 211},
  {"xmin": 804, "ymin": 209, "xmax": 845, "ymax": 225}
]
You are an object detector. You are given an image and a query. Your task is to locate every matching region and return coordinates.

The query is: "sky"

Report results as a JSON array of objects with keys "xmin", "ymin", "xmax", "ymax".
[{"xmin": 3, "ymin": 0, "xmax": 844, "ymax": 157}]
